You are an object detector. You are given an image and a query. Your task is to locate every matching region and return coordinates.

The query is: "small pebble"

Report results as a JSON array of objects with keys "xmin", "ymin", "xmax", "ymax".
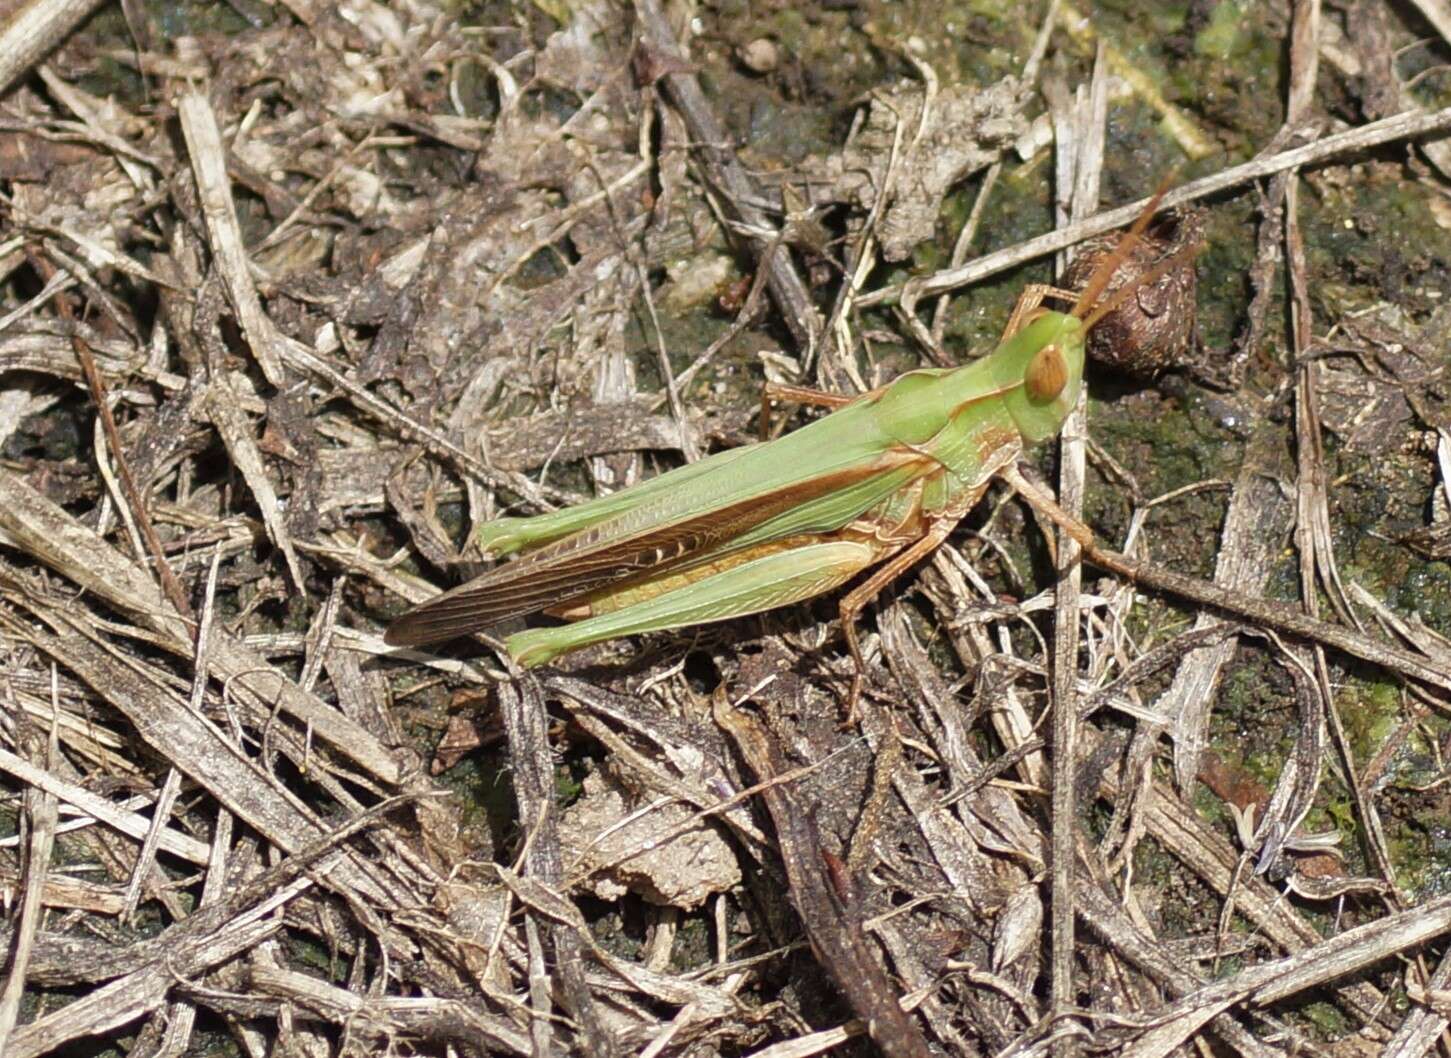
[{"xmin": 738, "ymin": 38, "xmax": 779, "ymax": 74}]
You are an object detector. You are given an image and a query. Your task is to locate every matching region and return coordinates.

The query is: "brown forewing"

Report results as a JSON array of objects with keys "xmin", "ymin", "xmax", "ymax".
[{"xmin": 384, "ymin": 449, "xmax": 930, "ymax": 647}]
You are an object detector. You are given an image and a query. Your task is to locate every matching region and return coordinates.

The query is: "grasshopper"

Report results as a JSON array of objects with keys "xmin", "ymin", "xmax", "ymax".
[{"xmin": 386, "ymin": 191, "xmax": 1185, "ymax": 711}]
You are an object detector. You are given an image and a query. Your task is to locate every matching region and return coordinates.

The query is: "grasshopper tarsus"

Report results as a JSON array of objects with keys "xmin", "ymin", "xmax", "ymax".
[{"xmin": 840, "ymin": 673, "xmax": 865, "ymax": 729}]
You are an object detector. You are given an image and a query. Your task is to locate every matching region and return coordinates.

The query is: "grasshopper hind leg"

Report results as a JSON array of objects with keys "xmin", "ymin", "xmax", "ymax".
[{"xmin": 506, "ymin": 540, "xmax": 886, "ymax": 669}]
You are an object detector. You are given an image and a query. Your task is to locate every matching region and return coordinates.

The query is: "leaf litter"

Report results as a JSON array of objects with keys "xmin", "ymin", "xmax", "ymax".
[{"xmin": 3, "ymin": 1, "xmax": 1451, "ymax": 1056}]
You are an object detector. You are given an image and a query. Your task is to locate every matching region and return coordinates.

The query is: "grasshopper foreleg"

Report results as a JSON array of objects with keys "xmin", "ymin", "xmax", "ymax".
[
  {"xmin": 1001, "ymin": 465, "xmax": 1451, "ymax": 700},
  {"xmin": 1000, "ymin": 465, "xmax": 1096, "ymax": 549},
  {"xmin": 1003, "ymin": 284, "xmax": 1082, "ymax": 340}
]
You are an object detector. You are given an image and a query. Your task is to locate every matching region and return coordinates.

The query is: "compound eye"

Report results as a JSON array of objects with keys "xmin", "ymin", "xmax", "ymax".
[{"xmin": 1025, "ymin": 344, "xmax": 1067, "ymax": 401}]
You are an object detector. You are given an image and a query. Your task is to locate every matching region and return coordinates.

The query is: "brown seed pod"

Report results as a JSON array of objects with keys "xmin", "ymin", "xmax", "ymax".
[{"xmin": 1062, "ymin": 206, "xmax": 1203, "ymax": 378}]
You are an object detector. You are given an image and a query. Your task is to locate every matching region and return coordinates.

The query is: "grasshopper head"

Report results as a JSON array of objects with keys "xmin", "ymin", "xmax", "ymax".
[
  {"xmin": 999, "ymin": 183, "xmax": 1196, "ymax": 444},
  {"xmin": 994, "ymin": 311, "xmax": 1086, "ymax": 444}
]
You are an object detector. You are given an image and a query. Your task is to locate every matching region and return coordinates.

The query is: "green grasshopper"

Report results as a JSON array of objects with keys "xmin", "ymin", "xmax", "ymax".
[{"xmin": 386, "ymin": 192, "xmax": 1183, "ymax": 710}]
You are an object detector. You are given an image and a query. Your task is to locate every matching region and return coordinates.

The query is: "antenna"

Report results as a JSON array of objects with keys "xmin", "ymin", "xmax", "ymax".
[{"xmin": 1069, "ymin": 179, "xmax": 1174, "ymax": 322}]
